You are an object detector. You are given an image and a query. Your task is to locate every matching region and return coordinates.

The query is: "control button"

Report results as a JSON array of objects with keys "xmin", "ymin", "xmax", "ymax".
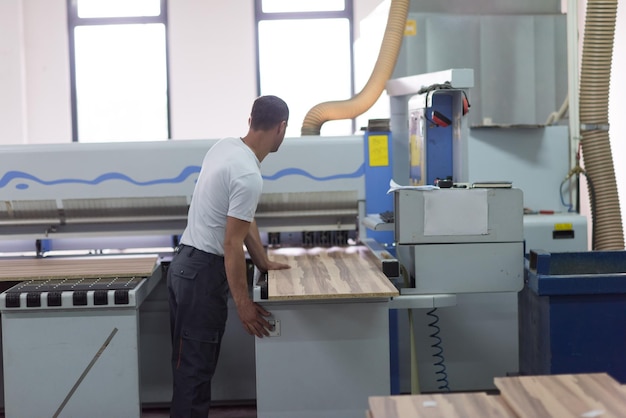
[
  {"xmin": 26, "ymin": 293, "xmax": 41, "ymax": 308},
  {"xmin": 114, "ymin": 290, "xmax": 129, "ymax": 305},
  {"xmin": 73, "ymin": 291, "xmax": 88, "ymax": 306},
  {"xmin": 47, "ymin": 292, "xmax": 62, "ymax": 307},
  {"xmin": 93, "ymin": 290, "xmax": 108, "ymax": 305},
  {"xmin": 5, "ymin": 293, "xmax": 20, "ymax": 308}
]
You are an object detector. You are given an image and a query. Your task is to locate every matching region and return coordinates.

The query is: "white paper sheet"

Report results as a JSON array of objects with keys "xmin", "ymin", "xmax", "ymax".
[{"xmin": 423, "ymin": 189, "xmax": 488, "ymax": 236}]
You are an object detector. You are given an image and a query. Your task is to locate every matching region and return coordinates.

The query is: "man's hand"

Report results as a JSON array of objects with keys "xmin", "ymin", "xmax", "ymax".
[
  {"xmin": 237, "ymin": 298, "xmax": 272, "ymax": 338},
  {"xmin": 265, "ymin": 260, "xmax": 290, "ymax": 271}
]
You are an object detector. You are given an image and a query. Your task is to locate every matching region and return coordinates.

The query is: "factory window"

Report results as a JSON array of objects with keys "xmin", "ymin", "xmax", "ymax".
[
  {"xmin": 261, "ymin": 0, "xmax": 346, "ymax": 13},
  {"xmin": 255, "ymin": 0, "xmax": 354, "ymax": 137},
  {"xmin": 67, "ymin": 0, "xmax": 170, "ymax": 142}
]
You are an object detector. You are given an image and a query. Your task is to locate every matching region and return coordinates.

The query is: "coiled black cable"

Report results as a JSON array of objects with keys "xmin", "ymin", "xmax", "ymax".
[{"xmin": 426, "ymin": 308, "xmax": 450, "ymax": 392}]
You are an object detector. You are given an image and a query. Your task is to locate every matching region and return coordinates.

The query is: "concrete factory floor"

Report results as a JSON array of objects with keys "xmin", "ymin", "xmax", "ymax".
[
  {"xmin": 0, "ymin": 404, "xmax": 257, "ymax": 418},
  {"xmin": 141, "ymin": 404, "xmax": 257, "ymax": 418}
]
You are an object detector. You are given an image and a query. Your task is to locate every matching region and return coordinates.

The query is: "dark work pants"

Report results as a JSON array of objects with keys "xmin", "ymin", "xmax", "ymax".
[{"xmin": 167, "ymin": 244, "xmax": 229, "ymax": 418}]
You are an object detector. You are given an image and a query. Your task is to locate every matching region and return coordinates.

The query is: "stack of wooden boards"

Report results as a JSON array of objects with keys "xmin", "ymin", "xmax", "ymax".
[
  {"xmin": 368, "ymin": 373, "xmax": 626, "ymax": 417},
  {"xmin": 0, "ymin": 256, "xmax": 159, "ymax": 281}
]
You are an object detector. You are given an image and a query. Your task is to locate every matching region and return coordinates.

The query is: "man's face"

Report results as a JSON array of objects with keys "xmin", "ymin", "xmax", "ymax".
[{"xmin": 271, "ymin": 121, "xmax": 287, "ymax": 152}]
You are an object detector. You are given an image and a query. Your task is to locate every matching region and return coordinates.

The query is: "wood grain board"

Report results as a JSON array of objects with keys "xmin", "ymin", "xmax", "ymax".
[
  {"xmin": 368, "ymin": 373, "xmax": 626, "ymax": 418},
  {"xmin": 494, "ymin": 373, "xmax": 626, "ymax": 418},
  {"xmin": 0, "ymin": 255, "xmax": 159, "ymax": 281},
  {"xmin": 267, "ymin": 246, "xmax": 399, "ymax": 300},
  {"xmin": 368, "ymin": 393, "xmax": 516, "ymax": 418}
]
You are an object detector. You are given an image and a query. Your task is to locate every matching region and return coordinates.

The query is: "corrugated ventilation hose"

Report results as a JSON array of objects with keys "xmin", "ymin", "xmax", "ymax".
[
  {"xmin": 300, "ymin": 0, "xmax": 409, "ymax": 136},
  {"xmin": 579, "ymin": 0, "xmax": 624, "ymax": 249}
]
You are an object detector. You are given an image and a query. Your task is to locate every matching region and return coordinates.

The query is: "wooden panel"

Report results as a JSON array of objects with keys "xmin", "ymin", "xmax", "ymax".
[
  {"xmin": 267, "ymin": 246, "xmax": 399, "ymax": 300},
  {"xmin": 0, "ymin": 256, "xmax": 158, "ymax": 281},
  {"xmin": 368, "ymin": 393, "xmax": 516, "ymax": 418},
  {"xmin": 495, "ymin": 373, "xmax": 626, "ymax": 418}
]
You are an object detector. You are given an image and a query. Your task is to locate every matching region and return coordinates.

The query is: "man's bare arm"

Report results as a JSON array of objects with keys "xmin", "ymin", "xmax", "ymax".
[
  {"xmin": 224, "ymin": 216, "xmax": 271, "ymax": 337},
  {"xmin": 244, "ymin": 219, "xmax": 291, "ymax": 272}
]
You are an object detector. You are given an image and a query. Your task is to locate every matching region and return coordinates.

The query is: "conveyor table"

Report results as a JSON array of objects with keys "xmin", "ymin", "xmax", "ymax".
[
  {"xmin": 254, "ymin": 246, "xmax": 398, "ymax": 418},
  {"xmin": 0, "ymin": 255, "xmax": 161, "ymax": 418}
]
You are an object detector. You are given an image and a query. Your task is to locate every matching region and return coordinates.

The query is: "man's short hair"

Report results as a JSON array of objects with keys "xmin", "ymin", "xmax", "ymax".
[{"xmin": 250, "ymin": 95, "xmax": 289, "ymax": 131}]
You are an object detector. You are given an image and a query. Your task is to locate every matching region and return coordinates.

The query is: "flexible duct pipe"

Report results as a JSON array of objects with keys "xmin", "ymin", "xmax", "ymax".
[
  {"xmin": 301, "ymin": 0, "xmax": 409, "ymax": 136},
  {"xmin": 579, "ymin": 0, "xmax": 624, "ymax": 249}
]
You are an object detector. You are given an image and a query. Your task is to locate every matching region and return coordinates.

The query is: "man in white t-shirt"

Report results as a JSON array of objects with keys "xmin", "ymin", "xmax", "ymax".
[{"xmin": 167, "ymin": 95, "xmax": 291, "ymax": 417}]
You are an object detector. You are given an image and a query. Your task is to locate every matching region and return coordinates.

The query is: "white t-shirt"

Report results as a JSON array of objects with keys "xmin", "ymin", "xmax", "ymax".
[{"xmin": 180, "ymin": 137, "xmax": 262, "ymax": 255}]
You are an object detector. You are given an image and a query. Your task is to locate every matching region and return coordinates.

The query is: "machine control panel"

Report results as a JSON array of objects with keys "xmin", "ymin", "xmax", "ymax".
[{"xmin": 0, "ymin": 277, "xmax": 144, "ymax": 310}]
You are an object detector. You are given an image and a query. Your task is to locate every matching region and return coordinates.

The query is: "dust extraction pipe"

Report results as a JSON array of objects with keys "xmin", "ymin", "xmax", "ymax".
[
  {"xmin": 300, "ymin": 0, "xmax": 409, "ymax": 136},
  {"xmin": 579, "ymin": 0, "xmax": 624, "ymax": 249}
]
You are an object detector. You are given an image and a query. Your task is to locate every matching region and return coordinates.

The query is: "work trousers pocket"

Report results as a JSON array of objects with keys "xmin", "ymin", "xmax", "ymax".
[{"xmin": 177, "ymin": 328, "xmax": 222, "ymax": 377}]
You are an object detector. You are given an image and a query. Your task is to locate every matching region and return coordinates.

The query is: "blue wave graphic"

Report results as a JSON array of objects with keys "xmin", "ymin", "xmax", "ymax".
[
  {"xmin": 0, "ymin": 166, "xmax": 201, "ymax": 190},
  {"xmin": 1, "ymin": 164, "xmax": 365, "ymax": 190},
  {"xmin": 263, "ymin": 164, "xmax": 364, "ymax": 181}
]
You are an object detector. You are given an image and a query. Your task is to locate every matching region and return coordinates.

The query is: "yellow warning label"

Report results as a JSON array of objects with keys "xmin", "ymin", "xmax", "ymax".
[
  {"xmin": 405, "ymin": 20, "xmax": 417, "ymax": 36},
  {"xmin": 554, "ymin": 223, "xmax": 573, "ymax": 231},
  {"xmin": 368, "ymin": 135, "xmax": 389, "ymax": 167}
]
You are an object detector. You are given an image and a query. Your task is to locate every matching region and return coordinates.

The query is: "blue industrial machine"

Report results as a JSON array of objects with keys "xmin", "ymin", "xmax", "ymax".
[
  {"xmin": 381, "ymin": 68, "xmax": 588, "ymax": 394},
  {"xmin": 385, "ymin": 70, "xmax": 525, "ymax": 396}
]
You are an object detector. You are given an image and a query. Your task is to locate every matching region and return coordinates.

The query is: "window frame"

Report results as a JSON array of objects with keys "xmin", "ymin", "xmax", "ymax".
[
  {"xmin": 67, "ymin": 0, "xmax": 171, "ymax": 142},
  {"xmin": 254, "ymin": 0, "xmax": 356, "ymax": 135}
]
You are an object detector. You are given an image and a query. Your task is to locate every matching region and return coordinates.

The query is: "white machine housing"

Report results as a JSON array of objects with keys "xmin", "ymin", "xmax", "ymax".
[{"xmin": 394, "ymin": 187, "xmax": 524, "ymax": 294}]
